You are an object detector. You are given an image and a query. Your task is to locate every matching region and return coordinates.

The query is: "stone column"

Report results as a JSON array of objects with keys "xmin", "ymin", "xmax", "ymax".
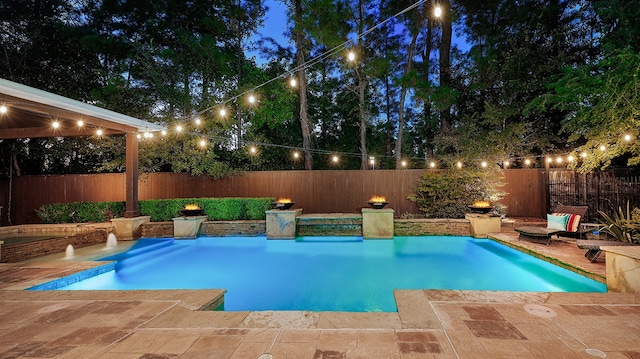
[
  {"xmin": 465, "ymin": 213, "xmax": 501, "ymax": 238},
  {"xmin": 266, "ymin": 209, "xmax": 302, "ymax": 239},
  {"xmin": 362, "ymin": 208, "xmax": 394, "ymax": 239}
]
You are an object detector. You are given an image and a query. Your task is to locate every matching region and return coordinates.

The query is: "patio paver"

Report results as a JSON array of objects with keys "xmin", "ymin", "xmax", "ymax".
[{"xmin": 1, "ymin": 228, "xmax": 639, "ymax": 358}]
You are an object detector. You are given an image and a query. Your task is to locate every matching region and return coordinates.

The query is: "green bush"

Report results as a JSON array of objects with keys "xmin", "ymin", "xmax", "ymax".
[
  {"xmin": 246, "ymin": 197, "xmax": 275, "ymax": 220},
  {"xmin": 408, "ymin": 168, "xmax": 506, "ymax": 219},
  {"xmin": 598, "ymin": 201, "xmax": 640, "ymax": 244},
  {"xmin": 36, "ymin": 201, "xmax": 125, "ymax": 224},
  {"xmin": 37, "ymin": 197, "xmax": 274, "ymax": 223}
]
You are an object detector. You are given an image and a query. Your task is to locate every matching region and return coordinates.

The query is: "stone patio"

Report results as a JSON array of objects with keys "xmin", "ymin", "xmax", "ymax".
[{"xmin": 1, "ymin": 229, "xmax": 639, "ymax": 358}]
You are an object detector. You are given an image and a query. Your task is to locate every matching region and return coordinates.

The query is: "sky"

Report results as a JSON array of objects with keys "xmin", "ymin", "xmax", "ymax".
[
  {"xmin": 249, "ymin": 0, "xmax": 471, "ymax": 64},
  {"xmin": 247, "ymin": 0, "xmax": 289, "ymax": 62}
]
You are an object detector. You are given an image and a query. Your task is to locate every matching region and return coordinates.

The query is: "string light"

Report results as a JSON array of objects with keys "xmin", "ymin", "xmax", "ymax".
[
  {"xmin": 556, "ymin": 157, "xmax": 563, "ymax": 164},
  {"xmin": 525, "ymin": 159, "xmax": 531, "ymax": 166},
  {"xmin": 199, "ymin": 139, "xmax": 207, "ymax": 148},
  {"xmin": 429, "ymin": 161, "xmax": 436, "ymax": 168},
  {"xmin": 96, "ymin": 129, "xmax": 103, "ymax": 136},
  {"xmin": 161, "ymin": 130, "xmax": 167, "ymax": 136},
  {"xmin": 136, "ymin": 133, "xmax": 141, "ymax": 139},
  {"xmin": 52, "ymin": 121, "xmax": 60, "ymax": 129},
  {"xmin": 481, "ymin": 161, "xmax": 487, "ymax": 168},
  {"xmin": 247, "ymin": 94, "xmax": 257, "ymax": 105},
  {"xmin": 249, "ymin": 146, "xmax": 257, "ymax": 155},
  {"xmin": 292, "ymin": 151, "xmax": 300, "ymax": 160},
  {"xmin": 599, "ymin": 145, "xmax": 606, "ymax": 151},
  {"xmin": 581, "ymin": 151, "xmax": 588, "ymax": 158},
  {"xmin": 194, "ymin": 117, "xmax": 202, "ymax": 126},
  {"xmin": 401, "ymin": 160, "xmax": 407, "ymax": 168},
  {"xmin": 503, "ymin": 160, "xmax": 510, "ymax": 168},
  {"xmin": 332, "ymin": 155, "xmax": 339, "ymax": 163},
  {"xmin": 289, "ymin": 78, "xmax": 297, "ymax": 87},
  {"xmin": 434, "ymin": 5, "xmax": 442, "ymax": 18},
  {"xmin": 456, "ymin": 161, "xmax": 462, "ymax": 168},
  {"xmin": 77, "ymin": 120, "xmax": 84, "ymax": 127},
  {"xmin": 347, "ymin": 51, "xmax": 356, "ymax": 62},
  {"xmin": 0, "ymin": 105, "xmax": 6, "ymax": 114},
  {"xmin": 567, "ymin": 155, "xmax": 574, "ymax": 162},
  {"xmin": 624, "ymin": 134, "xmax": 632, "ymax": 142},
  {"xmin": 176, "ymin": 125, "xmax": 183, "ymax": 132},
  {"xmin": 219, "ymin": 108, "xmax": 227, "ymax": 117}
]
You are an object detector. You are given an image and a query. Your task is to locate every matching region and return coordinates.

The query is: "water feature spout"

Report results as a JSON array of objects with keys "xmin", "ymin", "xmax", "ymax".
[
  {"xmin": 106, "ymin": 233, "xmax": 117, "ymax": 248},
  {"xmin": 64, "ymin": 244, "xmax": 74, "ymax": 259}
]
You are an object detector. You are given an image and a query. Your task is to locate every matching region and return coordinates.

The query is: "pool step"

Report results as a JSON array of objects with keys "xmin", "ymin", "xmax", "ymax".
[
  {"xmin": 103, "ymin": 238, "xmax": 174, "ymax": 261},
  {"xmin": 296, "ymin": 214, "xmax": 362, "ymax": 236}
]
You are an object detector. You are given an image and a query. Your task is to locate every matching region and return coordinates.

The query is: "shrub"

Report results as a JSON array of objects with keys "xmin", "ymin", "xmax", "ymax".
[
  {"xmin": 245, "ymin": 197, "xmax": 275, "ymax": 220},
  {"xmin": 37, "ymin": 197, "xmax": 275, "ymax": 223},
  {"xmin": 36, "ymin": 201, "xmax": 125, "ymax": 224},
  {"xmin": 408, "ymin": 168, "xmax": 506, "ymax": 219},
  {"xmin": 598, "ymin": 201, "xmax": 640, "ymax": 244}
]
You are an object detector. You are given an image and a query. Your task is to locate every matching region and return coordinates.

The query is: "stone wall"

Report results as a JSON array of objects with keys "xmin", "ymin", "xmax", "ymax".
[
  {"xmin": 1, "ymin": 229, "xmax": 108, "ymax": 263},
  {"xmin": 139, "ymin": 219, "xmax": 472, "ymax": 238},
  {"xmin": 394, "ymin": 219, "xmax": 470, "ymax": 236},
  {"xmin": 200, "ymin": 221, "xmax": 266, "ymax": 236},
  {"xmin": 141, "ymin": 222, "xmax": 174, "ymax": 238},
  {"xmin": 140, "ymin": 221, "xmax": 266, "ymax": 238}
]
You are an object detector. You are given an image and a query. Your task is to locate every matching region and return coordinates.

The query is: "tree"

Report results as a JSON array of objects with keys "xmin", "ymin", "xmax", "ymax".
[{"xmin": 532, "ymin": 0, "xmax": 640, "ymax": 172}]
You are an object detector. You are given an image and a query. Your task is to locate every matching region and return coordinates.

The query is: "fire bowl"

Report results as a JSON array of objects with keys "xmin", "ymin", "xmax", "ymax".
[
  {"xmin": 179, "ymin": 209, "xmax": 204, "ymax": 216},
  {"xmin": 367, "ymin": 201, "xmax": 388, "ymax": 209},
  {"xmin": 467, "ymin": 205, "xmax": 492, "ymax": 214},
  {"xmin": 274, "ymin": 202, "xmax": 295, "ymax": 210}
]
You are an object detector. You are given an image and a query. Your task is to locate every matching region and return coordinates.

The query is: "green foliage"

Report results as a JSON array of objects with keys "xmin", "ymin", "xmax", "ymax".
[
  {"xmin": 408, "ymin": 168, "xmax": 506, "ymax": 219},
  {"xmin": 598, "ymin": 201, "xmax": 640, "ymax": 244},
  {"xmin": 245, "ymin": 197, "xmax": 275, "ymax": 220},
  {"xmin": 201, "ymin": 198, "xmax": 244, "ymax": 220},
  {"xmin": 37, "ymin": 198, "xmax": 275, "ymax": 223},
  {"xmin": 36, "ymin": 202, "xmax": 125, "ymax": 224}
]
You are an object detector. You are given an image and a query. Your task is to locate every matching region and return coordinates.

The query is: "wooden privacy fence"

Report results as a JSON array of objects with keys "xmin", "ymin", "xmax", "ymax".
[{"xmin": 1, "ymin": 169, "xmax": 548, "ymax": 225}]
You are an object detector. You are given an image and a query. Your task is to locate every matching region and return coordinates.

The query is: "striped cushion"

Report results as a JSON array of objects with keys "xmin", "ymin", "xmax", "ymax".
[{"xmin": 552, "ymin": 213, "xmax": 581, "ymax": 232}]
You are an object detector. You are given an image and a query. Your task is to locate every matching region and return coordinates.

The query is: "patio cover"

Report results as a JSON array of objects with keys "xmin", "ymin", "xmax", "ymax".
[{"xmin": 0, "ymin": 78, "xmax": 165, "ymax": 218}]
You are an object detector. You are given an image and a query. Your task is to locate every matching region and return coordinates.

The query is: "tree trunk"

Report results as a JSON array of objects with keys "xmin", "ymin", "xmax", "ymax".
[
  {"xmin": 358, "ymin": 68, "xmax": 367, "ymax": 169},
  {"xmin": 395, "ymin": 31, "xmax": 418, "ymax": 168},
  {"xmin": 294, "ymin": 0, "xmax": 313, "ymax": 169},
  {"xmin": 235, "ymin": 7, "xmax": 244, "ymax": 147},
  {"xmin": 438, "ymin": 0, "xmax": 452, "ymax": 131},
  {"xmin": 357, "ymin": 0, "xmax": 367, "ymax": 170}
]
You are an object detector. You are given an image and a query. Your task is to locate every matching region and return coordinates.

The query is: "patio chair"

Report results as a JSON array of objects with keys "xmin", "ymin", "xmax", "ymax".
[
  {"xmin": 576, "ymin": 239, "xmax": 636, "ymax": 262},
  {"xmin": 514, "ymin": 205, "xmax": 589, "ymax": 245}
]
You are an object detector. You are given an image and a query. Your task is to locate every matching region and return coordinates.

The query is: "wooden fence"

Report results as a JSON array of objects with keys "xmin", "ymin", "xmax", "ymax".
[{"xmin": 0, "ymin": 169, "xmax": 548, "ymax": 225}]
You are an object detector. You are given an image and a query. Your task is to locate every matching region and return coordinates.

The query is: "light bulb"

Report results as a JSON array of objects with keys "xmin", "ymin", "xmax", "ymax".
[{"xmin": 434, "ymin": 6, "xmax": 442, "ymax": 18}]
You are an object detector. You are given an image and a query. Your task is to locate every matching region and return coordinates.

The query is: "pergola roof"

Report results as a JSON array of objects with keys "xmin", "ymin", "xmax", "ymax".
[{"xmin": 0, "ymin": 78, "xmax": 164, "ymax": 140}]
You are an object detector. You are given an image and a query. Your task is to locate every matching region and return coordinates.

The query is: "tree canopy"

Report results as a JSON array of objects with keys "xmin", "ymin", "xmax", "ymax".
[{"xmin": 0, "ymin": 0, "xmax": 637, "ymax": 176}]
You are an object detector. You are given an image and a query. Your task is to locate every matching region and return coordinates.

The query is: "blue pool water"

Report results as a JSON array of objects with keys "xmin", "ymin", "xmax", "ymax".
[{"xmin": 35, "ymin": 236, "xmax": 606, "ymax": 312}]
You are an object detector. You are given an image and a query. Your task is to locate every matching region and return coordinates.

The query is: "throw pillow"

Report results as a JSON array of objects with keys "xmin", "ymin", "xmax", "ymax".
[
  {"xmin": 552, "ymin": 213, "xmax": 581, "ymax": 232},
  {"xmin": 547, "ymin": 213, "xmax": 569, "ymax": 230}
]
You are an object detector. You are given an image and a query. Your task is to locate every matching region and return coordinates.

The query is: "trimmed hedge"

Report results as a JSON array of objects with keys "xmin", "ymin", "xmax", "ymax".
[
  {"xmin": 36, "ymin": 201, "xmax": 126, "ymax": 224},
  {"xmin": 37, "ymin": 197, "xmax": 275, "ymax": 223}
]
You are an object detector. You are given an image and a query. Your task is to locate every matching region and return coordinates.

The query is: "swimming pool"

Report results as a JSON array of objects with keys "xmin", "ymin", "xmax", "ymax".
[{"xmin": 34, "ymin": 236, "xmax": 606, "ymax": 312}]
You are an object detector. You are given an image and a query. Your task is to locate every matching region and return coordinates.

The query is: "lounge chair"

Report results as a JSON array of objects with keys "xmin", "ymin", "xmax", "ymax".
[
  {"xmin": 576, "ymin": 239, "xmax": 636, "ymax": 262},
  {"xmin": 514, "ymin": 205, "xmax": 589, "ymax": 245}
]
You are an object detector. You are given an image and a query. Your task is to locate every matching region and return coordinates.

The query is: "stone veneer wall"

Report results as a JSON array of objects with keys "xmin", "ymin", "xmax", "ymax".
[
  {"xmin": 141, "ymin": 220, "xmax": 266, "ymax": 238},
  {"xmin": 200, "ymin": 221, "xmax": 266, "ymax": 236},
  {"xmin": 141, "ymin": 222, "xmax": 174, "ymax": 238},
  {"xmin": 394, "ymin": 219, "xmax": 470, "ymax": 236},
  {"xmin": 139, "ymin": 219, "xmax": 471, "ymax": 238},
  {"xmin": 1, "ymin": 229, "xmax": 108, "ymax": 263}
]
